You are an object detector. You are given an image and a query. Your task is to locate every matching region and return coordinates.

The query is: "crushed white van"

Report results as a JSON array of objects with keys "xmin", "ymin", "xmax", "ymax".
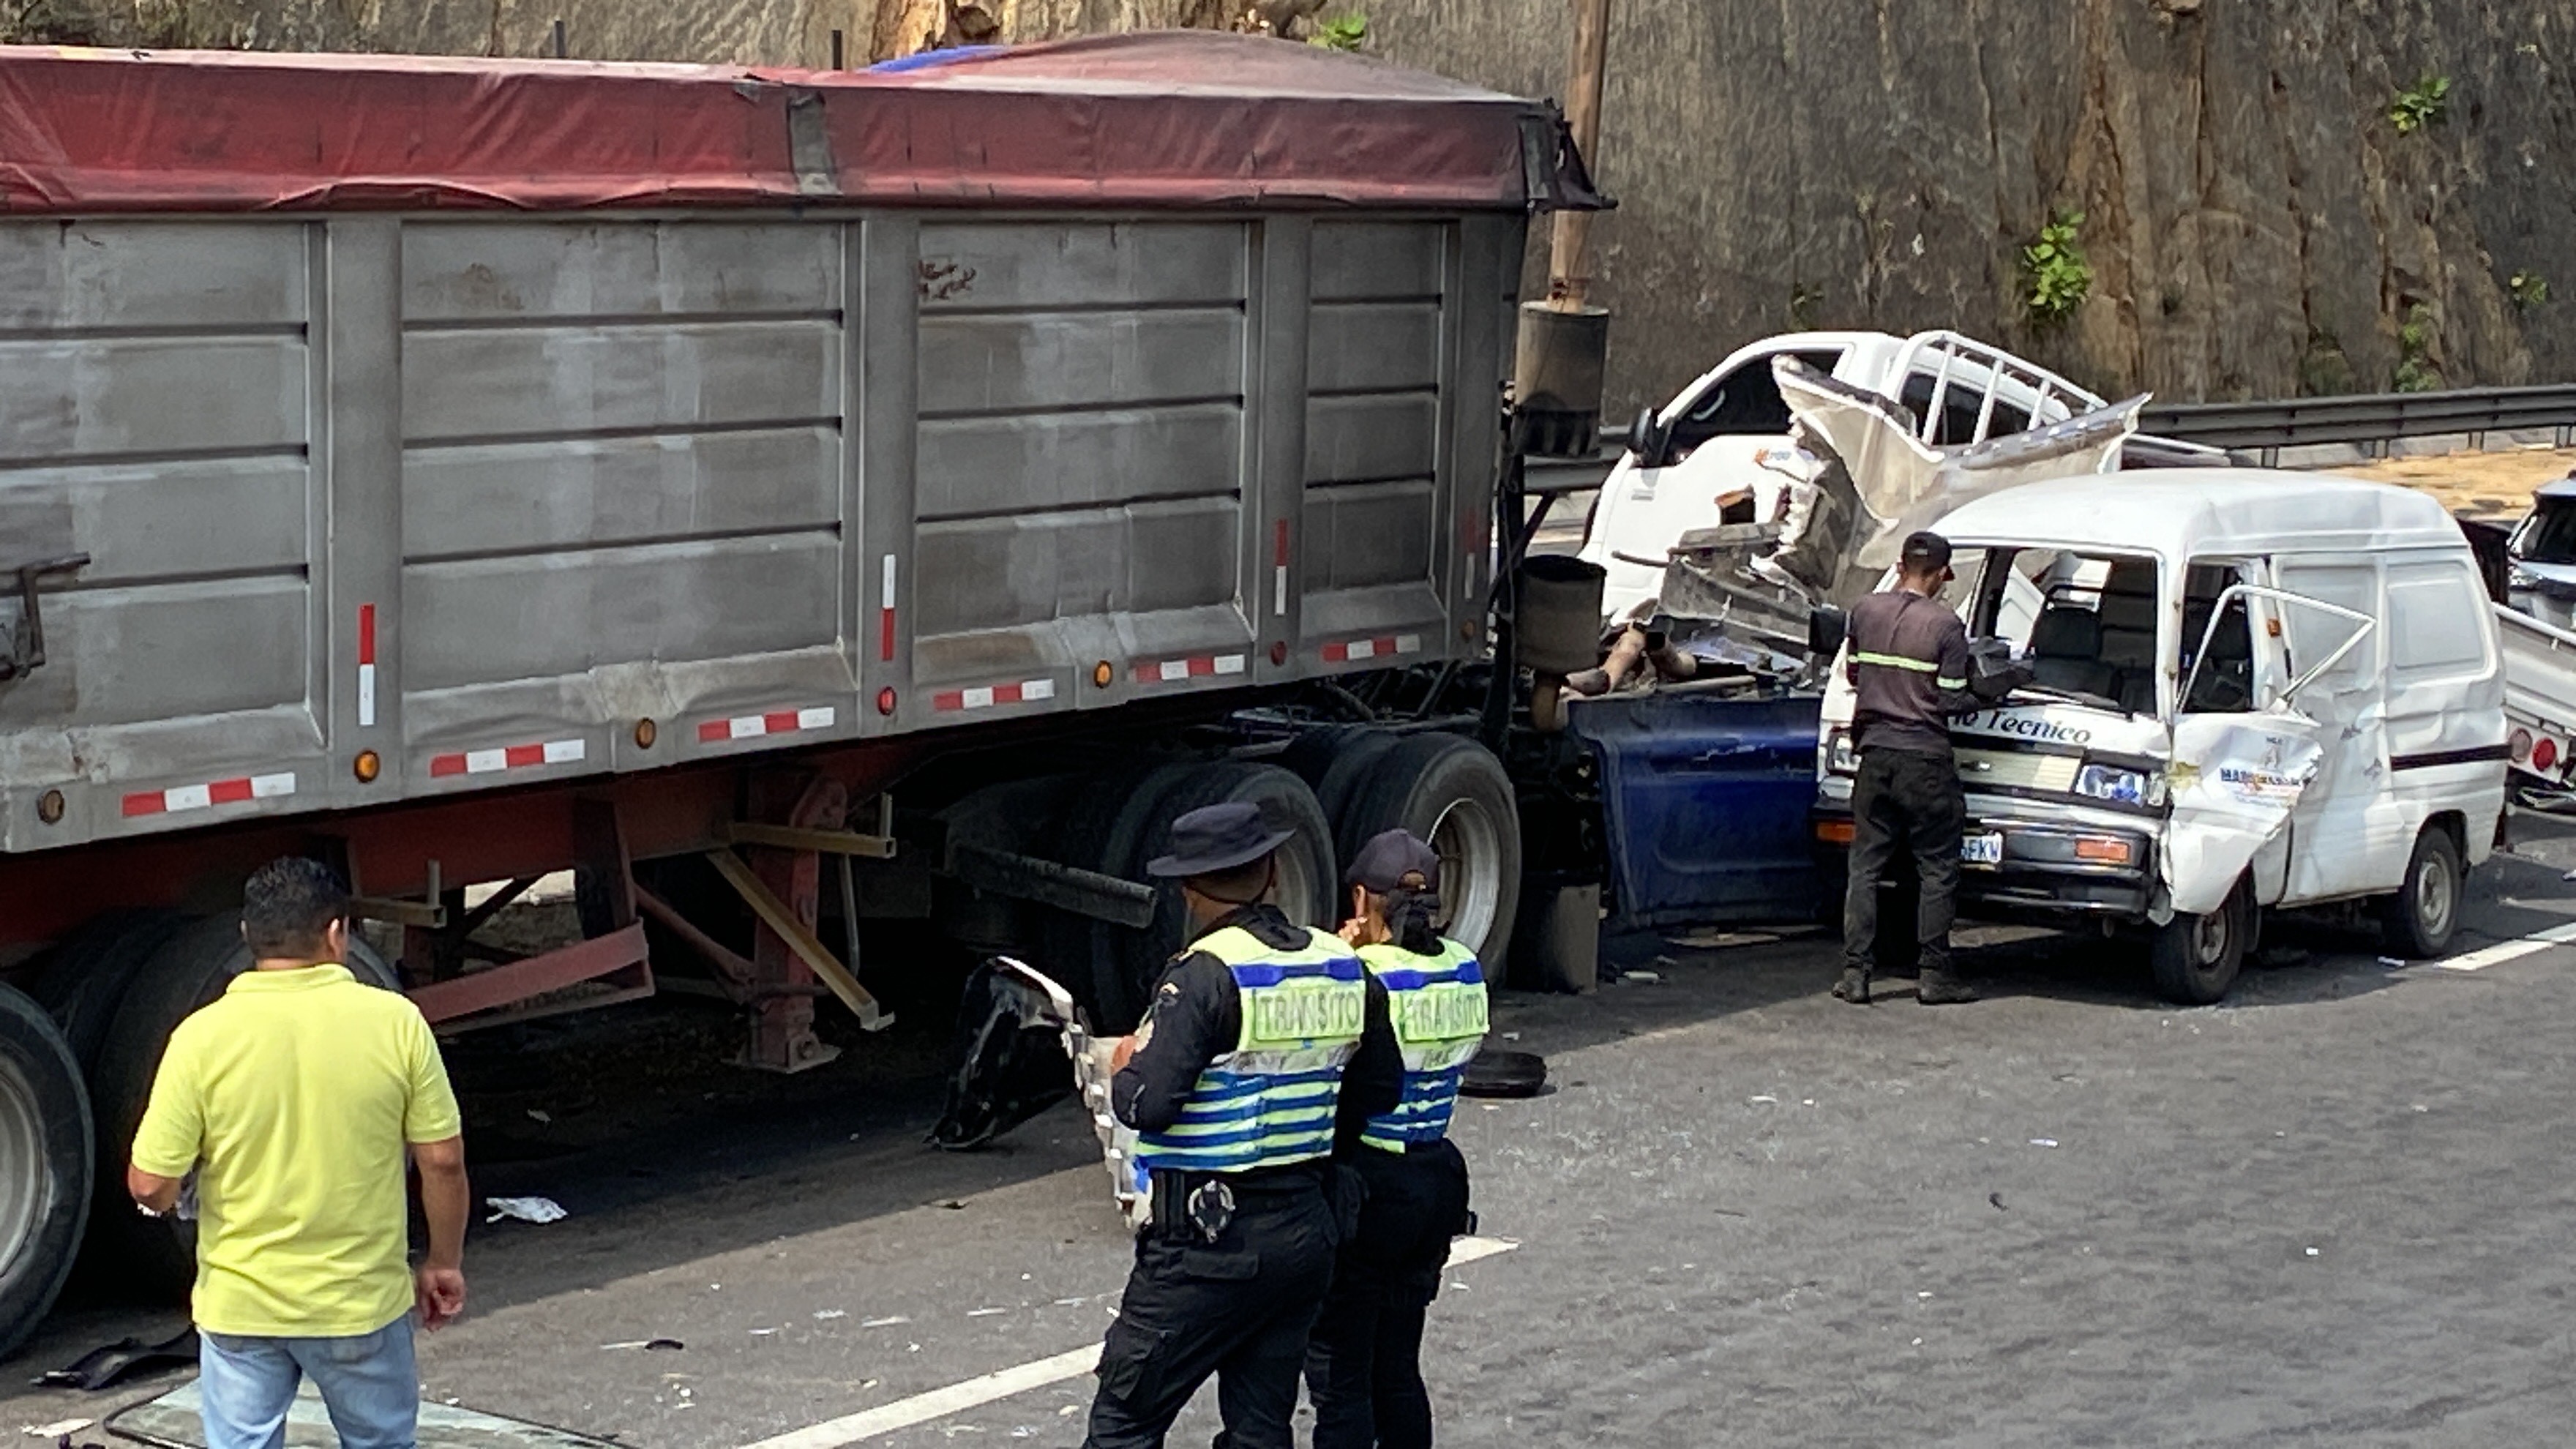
[
  {"xmin": 1813, "ymin": 471, "xmax": 2508, "ymax": 1003},
  {"xmin": 1580, "ymin": 329, "xmax": 2222, "ymax": 624}
]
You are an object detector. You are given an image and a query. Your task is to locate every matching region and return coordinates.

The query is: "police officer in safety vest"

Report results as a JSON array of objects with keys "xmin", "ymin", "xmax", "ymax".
[
  {"xmin": 1082, "ymin": 801, "xmax": 1401, "ymax": 1449},
  {"xmin": 1304, "ymin": 829, "xmax": 1487, "ymax": 1449}
]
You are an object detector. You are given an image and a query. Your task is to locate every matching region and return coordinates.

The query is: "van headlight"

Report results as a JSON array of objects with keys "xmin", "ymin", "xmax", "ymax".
[
  {"xmin": 1825, "ymin": 728, "xmax": 1857, "ymax": 775},
  {"xmin": 2074, "ymin": 763, "xmax": 2152, "ymax": 806}
]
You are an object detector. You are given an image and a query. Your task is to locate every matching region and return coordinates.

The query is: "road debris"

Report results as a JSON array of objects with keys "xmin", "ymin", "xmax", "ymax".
[
  {"xmin": 861, "ymin": 1316, "xmax": 912, "ymax": 1328},
  {"xmin": 2304, "ymin": 1246, "xmax": 2321, "ymax": 1257},
  {"xmin": 21, "ymin": 1420, "xmax": 95, "ymax": 1439},
  {"xmin": 484, "ymin": 1195, "xmax": 568, "ymax": 1224},
  {"xmin": 967, "ymin": 1308, "xmax": 1008, "ymax": 1317},
  {"xmin": 1989, "ymin": 1192, "xmax": 2007, "ymax": 1210},
  {"xmin": 814, "ymin": 1309, "xmax": 847, "ymax": 1320},
  {"xmin": 2029, "ymin": 1138, "xmax": 2059, "ymax": 1147}
]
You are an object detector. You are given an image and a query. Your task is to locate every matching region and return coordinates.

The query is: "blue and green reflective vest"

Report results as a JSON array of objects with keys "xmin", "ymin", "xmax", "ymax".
[
  {"xmin": 1357, "ymin": 937, "xmax": 1489, "ymax": 1153},
  {"xmin": 1131, "ymin": 924, "xmax": 1368, "ymax": 1180}
]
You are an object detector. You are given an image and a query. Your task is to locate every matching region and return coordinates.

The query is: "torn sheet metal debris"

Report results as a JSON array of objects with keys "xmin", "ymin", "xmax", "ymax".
[{"xmin": 484, "ymin": 1195, "xmax": 569, "ymax": 1224}]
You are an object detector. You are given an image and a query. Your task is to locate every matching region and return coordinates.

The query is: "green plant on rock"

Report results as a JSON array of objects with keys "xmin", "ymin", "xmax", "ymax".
[
  {"xmin": 2392, "ymin": 304, "xmax": 2442, "ymax": 392},
  {"xmin": 1309, "ymin": 12, "xmax": 1365, "ymax": 50},
  {"xmin": 2389, "ymin": 74, "xmax": 2451, "ymax": 135},
  {"xmin": 2021, "ymin": 210, "xmax": 2092, "ymax": 327},
  {"xmin": 2512, "ymin": 270, "xmax": 2551, "ymax": 311}
]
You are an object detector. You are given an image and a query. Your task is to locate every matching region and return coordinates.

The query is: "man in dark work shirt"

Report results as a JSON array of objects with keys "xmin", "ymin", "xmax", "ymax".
[
  {"xmin": 1082, "ymin": 801, "xmax": 1400, "ymax": 1449},
  {"xmin": 1837, "ymin": 530, "xmax": 1984, "ymax": 1006}
]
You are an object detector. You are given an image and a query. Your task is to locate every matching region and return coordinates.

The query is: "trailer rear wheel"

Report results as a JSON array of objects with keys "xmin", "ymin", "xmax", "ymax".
[
  {"xmin": 32, "ymin": 911, "xmax": 189, "ymax": 1076},
  {"xmin": 1333, "ymin": 735, "xmax": 1523, "ymax": 978},
  {"xmin": 1084, "ymin": 762, "xmax": 1337, "ymax": 1030},
  {"xmin": 0, "ymin": 984, "xmax": 89, "ymax": 1363},
  {"xmin": 87, "ymin": 916, "xmax": 399, "ymax": 1297}
]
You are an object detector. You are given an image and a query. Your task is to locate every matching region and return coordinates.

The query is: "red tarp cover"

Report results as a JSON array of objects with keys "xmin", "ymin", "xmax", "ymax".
[{"xmin": 0, "ymin": 31, "xmax": 1561, "ymax": 214}]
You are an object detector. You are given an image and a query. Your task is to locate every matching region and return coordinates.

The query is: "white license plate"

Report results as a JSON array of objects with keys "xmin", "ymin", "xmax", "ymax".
[{"xmin": 1961, "ymin": 832, "xmax": 2004, "ymax": 867}]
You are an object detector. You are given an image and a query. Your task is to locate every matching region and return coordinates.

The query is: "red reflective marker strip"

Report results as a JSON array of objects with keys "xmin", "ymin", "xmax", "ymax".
[
  {"xmin": 122, "ymin": 773, "xmax": 297, "ymax": 817},
  {"xmin": 932, "ymin": 678, "xmax": 1057, "ymax": 711},
  {"xmin": 880, "ymin": 553, "xmax": 898, "ymax": 662},
  {"xmin": 357, "ymin": 603, "xmax": 376, "ymax": 665},
  {"xmin": 427, "ymin": 739, "xmax": 586, "ymax": 778}
]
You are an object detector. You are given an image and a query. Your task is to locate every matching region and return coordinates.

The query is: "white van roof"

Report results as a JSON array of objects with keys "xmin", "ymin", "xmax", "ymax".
[{"xmin": 1933, "ymin": 468, "xmax": 2465, "ymax": 563}]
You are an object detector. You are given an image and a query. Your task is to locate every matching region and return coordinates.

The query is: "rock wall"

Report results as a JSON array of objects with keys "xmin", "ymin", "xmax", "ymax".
[
  {"xmin": 1356, "ymin": 0, "xmax": 2576, "ymax": 414},
  {"xmin": 18, "ymin": 0, "xmax": 2576, "ymax": 411}
]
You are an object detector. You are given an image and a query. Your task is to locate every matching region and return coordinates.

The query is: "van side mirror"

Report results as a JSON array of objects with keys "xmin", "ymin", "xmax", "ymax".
[
  {"xmin": 1625, "ymin": 406, "xmax": 1666, "ymax": 467},
  {"xmin": 1806, "ymin": 604, "xmax": 1848, "ymax": 659}
]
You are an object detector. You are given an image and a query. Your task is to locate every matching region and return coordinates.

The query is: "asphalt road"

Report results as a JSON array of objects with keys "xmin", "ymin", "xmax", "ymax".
[{"xmin": 12, "ymin": 815, "xmax": 2576, "ymax": 1448}]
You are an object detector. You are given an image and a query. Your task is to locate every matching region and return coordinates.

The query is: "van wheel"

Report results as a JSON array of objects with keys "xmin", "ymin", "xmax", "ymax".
[
  {"xmin": 0, "ymin": 984, "xmax": 91, "ymax": 1363},
  {"xmin": 2149, "ymin": 877, "xmax": 2253, "ymax": 1006},
  {"xmin": 2380, "ymin": 825, "xmax": 2464, "ymax": 959}
]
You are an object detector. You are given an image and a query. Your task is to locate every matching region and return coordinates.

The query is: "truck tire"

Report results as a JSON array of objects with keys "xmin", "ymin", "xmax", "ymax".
[
  {"xmin": 31, "ymin": 910, "xmax": 188, "ymax": 1075},
  {"xmin": 1333, "ymin": 735, "xmax": 1522, "ymax": 979},
  {"xmin": 86, "ymin": 916, "xmax": 400, "ymax": 1297},
  {"xmin": 2380, "ymin": 825, "xmax": 2465, "ymax": 959},
  {"xmin": 1311, "ymin": 730, "xmax": 1402, "ymax": 833},
  {"xmin": 1087, "ymin": 762, "xmax": 1338, "ymax": 1030},
  {"xmin": 0, "ymin": 984, "xmax": 91, "ymax": 1363},
  {"xmin": 1047, "ymin": 760, "xmax": 1199, "ymax": 1026},
  {"xmin": 2149, "ymin": 877, "xmax": 2253, "ymax": 1006}
]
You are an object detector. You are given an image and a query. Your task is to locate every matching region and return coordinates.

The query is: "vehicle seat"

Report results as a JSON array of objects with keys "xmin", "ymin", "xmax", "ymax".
[
  {"xmin": 2095, "ymin": 562, "xmax": 2160, "ymax": 713},
  {"xmin": 2182, "ymin": 602, "xmax": 2255, "ymax": 712},
  {"xmin": 2029, "ymin": 607, "xmax": 2116, "ymax": 698}
]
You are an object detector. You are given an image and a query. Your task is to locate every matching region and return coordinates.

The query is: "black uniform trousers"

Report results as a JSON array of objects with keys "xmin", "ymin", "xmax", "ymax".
[
  {"xmin": 1842, "ymin": 746, "xmax": 1965, "ymax": 980},
  {"xmin": 1084, "ymin": 1166, "xmax": 1340, "ymax": 1449},
  {"xmin": 1304, "ymin": 1139, "xmax": 1471, "ymax": 1449}
]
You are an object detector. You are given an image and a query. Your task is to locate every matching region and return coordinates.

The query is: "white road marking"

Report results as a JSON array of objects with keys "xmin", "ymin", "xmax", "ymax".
[
  {"xmin": 734, "ymin": 1237, "xmax": 1520, "ymax": 1449},
  {"xmin": 2433, "ymin": 920, "xmax": 2576, "ymax": 972}
]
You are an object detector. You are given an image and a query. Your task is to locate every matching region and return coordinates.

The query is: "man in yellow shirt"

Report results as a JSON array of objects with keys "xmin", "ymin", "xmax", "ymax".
[{"xmin": 127, "ymin": 858, "xmax": 470, "ymax": 1449}]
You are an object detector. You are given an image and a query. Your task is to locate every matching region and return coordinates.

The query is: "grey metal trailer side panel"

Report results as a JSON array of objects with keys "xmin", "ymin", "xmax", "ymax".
[{"xmin": 0, "ymin": 210, "xmax": 1524, "ymax": 853}]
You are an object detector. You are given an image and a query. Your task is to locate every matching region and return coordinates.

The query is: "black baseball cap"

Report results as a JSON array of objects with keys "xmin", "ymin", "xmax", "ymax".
[
  {"xmin": 1901, "ymin": 531, "xmax": 1953, "ymax": 571},
  {"xmin": 1346, "ymin": 828, "xmax": 1439, "ymax": 893}
]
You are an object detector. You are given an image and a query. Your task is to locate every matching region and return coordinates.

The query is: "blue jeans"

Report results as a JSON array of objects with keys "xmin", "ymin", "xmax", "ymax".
[{"xmin": 198, "ymin": 1319, "xmax": 419, "ymax": 1449}]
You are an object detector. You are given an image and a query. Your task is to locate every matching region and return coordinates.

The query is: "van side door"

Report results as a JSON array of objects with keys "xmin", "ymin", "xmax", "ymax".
[{"xmin": 2270, "ymin": 555, "xmax": 2403, "ymax": 901}]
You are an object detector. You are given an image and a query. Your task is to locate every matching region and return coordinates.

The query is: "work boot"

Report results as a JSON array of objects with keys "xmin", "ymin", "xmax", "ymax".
[
  {"xmin": 1831, "ymin": 966, "xmax": 1871, "ymax": 1004},
  {"xmin": 1917, "ymin": 970, "xmax": 1979, "ymax": 1006}
]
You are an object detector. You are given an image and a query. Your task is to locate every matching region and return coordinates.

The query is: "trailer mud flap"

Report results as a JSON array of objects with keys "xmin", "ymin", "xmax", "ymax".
[{"xmin": 2163, "ymin": 713, "xmax": 2324, "ymax": 916}]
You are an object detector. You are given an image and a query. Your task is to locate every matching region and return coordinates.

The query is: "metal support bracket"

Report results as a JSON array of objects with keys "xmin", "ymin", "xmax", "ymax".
[
  {"xmin": 0, "ymin": 553, "xmax": 90, "ymax": 683},
  {"xmin": 946, "ymin": 841, "xmax": 1158, "ymax": 929},
  {"xmin": 705, "ymin": 847, "xmax": 895, "ymax": 1032}
]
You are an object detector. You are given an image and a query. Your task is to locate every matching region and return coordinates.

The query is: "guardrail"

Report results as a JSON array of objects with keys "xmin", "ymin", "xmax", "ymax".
[{"xmin": 2140, "ymin": 385, "xmax": 2576, "ymax": 460}]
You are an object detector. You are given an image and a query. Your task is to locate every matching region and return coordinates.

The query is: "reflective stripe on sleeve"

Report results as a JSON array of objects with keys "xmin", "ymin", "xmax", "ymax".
[{"xmin": 1853, "ymin": 651, "xmax": 1941, "ymax": 673}]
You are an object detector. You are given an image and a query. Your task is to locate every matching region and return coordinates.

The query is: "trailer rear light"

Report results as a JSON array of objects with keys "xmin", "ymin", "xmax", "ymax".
[
  {"xmin": 37, "ymin": 789, "xmax": 63, "ymax": 824},
  {"xmin": 634, "ymin": 717, "xmax": 657, "ymax": 749},
  {"xmin": 1816, "ymin": 819, "xmax": 1855, "ymax": 845},
  {"xmin": 1093, "ymin": 660, "xmax": 1115, "ymax": 688},
  {"xmin": 2539, "ymin": 737, "xmax": 2561, "ymax": 774},
  {"xmin": 2512, "ymin": 728, "xmax": 2534, "ymax": 763},
  {"xmin": 2074, "ymin": 836, "xmax": 2133, "ymax": 865},
  {"xmin": 877, "ymin": 687, "xmax": 898, "ymax": 716},
  {"xmin": 353, "ymin": 749, "xmax": 381, "ymax": 783}
]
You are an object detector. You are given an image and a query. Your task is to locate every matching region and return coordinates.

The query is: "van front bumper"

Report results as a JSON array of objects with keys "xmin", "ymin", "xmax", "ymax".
[{"xmin": 1811, "ymin": 804, "xmax": 2157, "ymax": 919}]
